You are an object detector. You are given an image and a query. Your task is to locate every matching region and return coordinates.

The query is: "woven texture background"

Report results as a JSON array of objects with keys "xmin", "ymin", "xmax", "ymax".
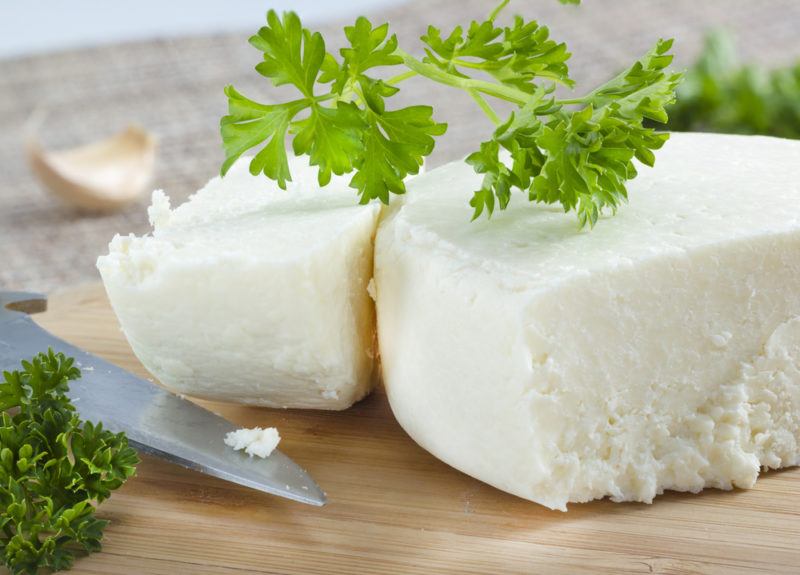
[{"xmin": 2, "ymin": 0, "xmax": 799, "ymax": 291}]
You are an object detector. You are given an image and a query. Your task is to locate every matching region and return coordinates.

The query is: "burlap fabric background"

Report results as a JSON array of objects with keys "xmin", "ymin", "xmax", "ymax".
[{"xmin": 2, "ymin": 0, "xmax": 799, "ymax": 291}]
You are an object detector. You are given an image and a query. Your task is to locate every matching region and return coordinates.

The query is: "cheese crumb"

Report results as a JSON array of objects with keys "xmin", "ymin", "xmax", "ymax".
[{"xmin": 224, "ymin": 427, "xmax": 281, "ymax": 459}]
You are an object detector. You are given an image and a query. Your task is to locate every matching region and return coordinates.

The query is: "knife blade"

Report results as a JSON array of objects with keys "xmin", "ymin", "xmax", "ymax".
[{"xmin": 0, "ymin": 290, "xmax": 326, "ymax": 506}]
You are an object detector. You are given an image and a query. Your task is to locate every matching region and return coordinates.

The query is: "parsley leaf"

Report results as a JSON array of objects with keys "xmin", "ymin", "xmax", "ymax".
[
  {"xmin": 221, "ymin": 11, "xmax": 445, "ymax": 200},
  {"xmin": 221, "ymin": 1, "xmax": 679, "ymax": 228},
  {"xmin": 422, "ymin": 14, "xmax": 573, "ymax": 90},
  {"xmin": 249, "ymin": 10, "xmax": 325, "ymax": 97},
  {"xmin": 291, "ymin": 101, "xmax": 364, "ymax": 186},
  {"xmin": 340, "ymin": 17, "xmax": 403, "ymax": 77},
  {"xmin": 1, "ymin": 350, "xmax": 138, "ymax": 575},
  {"xmin": 220, "ymin": 87, "xmax": 303, "ymax": 185}
]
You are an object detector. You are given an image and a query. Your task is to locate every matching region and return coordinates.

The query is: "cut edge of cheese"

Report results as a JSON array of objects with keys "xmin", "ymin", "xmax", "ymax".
[{"xmin": 97, "ymin": 155, "xmax": 381, "ymax": 410}]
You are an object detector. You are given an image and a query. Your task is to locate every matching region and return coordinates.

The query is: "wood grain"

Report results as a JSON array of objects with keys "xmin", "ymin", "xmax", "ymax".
[{"xmin": 25, "ymin": 284, "xmax": 800, "ymax": 575}]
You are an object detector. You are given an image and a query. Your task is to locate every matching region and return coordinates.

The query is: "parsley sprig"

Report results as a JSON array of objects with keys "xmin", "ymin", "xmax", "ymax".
[
  {"xmin": 221, "ymin": 0, "xmax": 681, "ymax": 227},
  {"xmin": 1, "ymin": 350, "xmax": 138, "ymax": 575}
]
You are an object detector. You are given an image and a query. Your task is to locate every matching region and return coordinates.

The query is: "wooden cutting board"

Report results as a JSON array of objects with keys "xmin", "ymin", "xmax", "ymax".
[{"xmin": 28, "ymin": 284, "xmax": 800, "ymax": 575}]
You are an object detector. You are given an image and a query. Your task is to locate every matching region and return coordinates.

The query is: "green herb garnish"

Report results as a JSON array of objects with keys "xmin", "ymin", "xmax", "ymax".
[
  {"xmin": 1, "ymin": 350, "xmax": 139, "ymax": 575},
  {"xmin": 221, "ymin": 0, "xmax": 680, "ymax": 228},
  {"xmin": 666, "ymin": 30, "xmax": 800, "ymax": 139}
]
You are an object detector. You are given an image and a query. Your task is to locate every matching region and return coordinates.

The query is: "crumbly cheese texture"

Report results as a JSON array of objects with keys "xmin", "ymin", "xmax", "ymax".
[
  {"xmin": 374, "ymin": 133, "xmax": 800, "ymax": 510},
  {"xmin": 97, "ymin": 156, "xmax": 380, "ymax": 409},
  {"xmin": 224, "ymin": 427, "xmax": 281, "ymax": 458}
]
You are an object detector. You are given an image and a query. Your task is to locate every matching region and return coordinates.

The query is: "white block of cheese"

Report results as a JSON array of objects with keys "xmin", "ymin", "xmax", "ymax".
[
  {"xmin": 374, "ymin": 133, "xmax": 800, "ymax": 510},
  {"xmin": 97, "ymin": 156, "xmax": 380, "ymax": 409}
]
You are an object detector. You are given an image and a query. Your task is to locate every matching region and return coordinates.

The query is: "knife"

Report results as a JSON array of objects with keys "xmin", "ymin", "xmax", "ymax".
[{"xmin": 0, "ymin": 290, "xmax": 326, "ymax": 507}]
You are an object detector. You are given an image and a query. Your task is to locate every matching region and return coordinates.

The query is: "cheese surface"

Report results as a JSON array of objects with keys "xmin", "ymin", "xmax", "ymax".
[
  {"xmin": 98, "ymin": 157, "xmax": 380, "ymax": 409},
  {"xmin": 374, "ymin": 133, "xmax": 800, "ymax": 510}
]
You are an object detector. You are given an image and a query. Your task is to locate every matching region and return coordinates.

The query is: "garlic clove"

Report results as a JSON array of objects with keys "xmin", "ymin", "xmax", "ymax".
[{"xmin": 27, "ymin": 125, "xmax": 156, "ymax": 213}]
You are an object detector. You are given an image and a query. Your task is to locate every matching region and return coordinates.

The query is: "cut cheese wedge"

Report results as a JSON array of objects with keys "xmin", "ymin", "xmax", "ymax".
[
  {"xmin": 98, "ymin": 157, "xmax": 380, "ymax": 409},
  {"xmin": 374, "ymin": 133, "xmax": 800, "ymax": 510}
]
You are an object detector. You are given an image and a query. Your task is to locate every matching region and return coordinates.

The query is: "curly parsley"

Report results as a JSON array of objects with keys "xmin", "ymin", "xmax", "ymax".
[{"xmin": 1, "ymin": 350, "xmax": 139, "ymax": 575}]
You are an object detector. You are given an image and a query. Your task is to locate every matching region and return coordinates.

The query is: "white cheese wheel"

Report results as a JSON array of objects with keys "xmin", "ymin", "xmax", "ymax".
[
  {"xmin": 375, "ymin": 133, "xmax": 800, "ymax": 510},
  {"xmin": 98, "ymin": 156, "xmax": 380, "ymax": 409}
]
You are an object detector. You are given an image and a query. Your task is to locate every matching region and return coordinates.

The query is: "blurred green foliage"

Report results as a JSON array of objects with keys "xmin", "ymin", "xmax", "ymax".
[{"xmin": 667, "ymin": 30, "xmax": 800, "ymax": 139}]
